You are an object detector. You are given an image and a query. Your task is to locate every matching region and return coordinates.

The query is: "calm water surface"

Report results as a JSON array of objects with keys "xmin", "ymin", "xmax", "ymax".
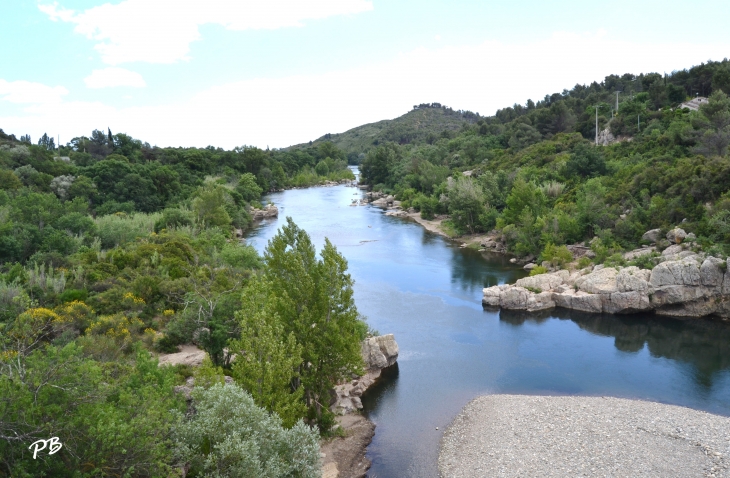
[{"xmin": 246, "ymin": 170, "xmax": 730, "ymax": 477}]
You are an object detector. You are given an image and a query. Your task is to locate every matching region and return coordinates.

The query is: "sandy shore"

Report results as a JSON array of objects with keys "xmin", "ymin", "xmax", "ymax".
[{"xmin": 440, "ymin": 395, "xmax": 730, "ymax": 478}]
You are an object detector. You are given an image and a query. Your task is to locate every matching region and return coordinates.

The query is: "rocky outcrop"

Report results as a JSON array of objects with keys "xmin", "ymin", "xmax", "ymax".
[
  {"xmin": 251, "ymin": 204, "xmax": 278, "ymax": 220},
  {"xmin": 641, "ymin": 229, "xmax": 662, "ymax": 243},
  {"xmin": 483, "ymin": 258, "xmax": 730, "ymax": 319},
  {"xmin": 331, "ymin": 334, "xmax": 399, "ymax": 415}
]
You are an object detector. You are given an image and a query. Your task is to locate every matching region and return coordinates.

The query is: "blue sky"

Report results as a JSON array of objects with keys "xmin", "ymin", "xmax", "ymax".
[{"xmin": 1, "ymin": 0, "xmax": 729, "ymax": 149}]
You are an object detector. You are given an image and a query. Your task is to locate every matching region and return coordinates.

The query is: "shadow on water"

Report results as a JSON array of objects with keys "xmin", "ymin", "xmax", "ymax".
[{"xmin": 499, "ymin": 308, "xmax": 730, "ymax": 391}]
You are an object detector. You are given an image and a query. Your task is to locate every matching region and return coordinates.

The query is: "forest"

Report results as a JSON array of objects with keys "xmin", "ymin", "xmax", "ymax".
[
  {"xmin": 0, "ymin": 130, "xmax": 361, "ymax": 476},
  {"xmin": 360, "ymin": 59, "xmax": 730, "ymax": 264}
]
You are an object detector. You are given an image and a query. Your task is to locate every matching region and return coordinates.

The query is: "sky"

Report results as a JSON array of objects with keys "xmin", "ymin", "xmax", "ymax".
[{"xmin": 1, "ymin": 0, "xmax": 729, "ymax": 150}]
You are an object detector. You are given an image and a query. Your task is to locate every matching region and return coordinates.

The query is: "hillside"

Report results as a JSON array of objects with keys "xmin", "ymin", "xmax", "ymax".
[{"xmin": 290, "ymin": 104, "xmax": 480, "ymax": 161}]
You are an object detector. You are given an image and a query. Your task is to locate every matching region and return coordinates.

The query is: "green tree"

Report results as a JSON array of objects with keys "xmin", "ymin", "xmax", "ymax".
[
  {"xmin": 235, "ymin": 172, "xmax": 264, "ymax": 202},
  {"xmin": 314, "ymin": 160, "xmax": 329, "ymax": 176},
  {"xmin": 229, "ymin": 278, "xmax": 306, "ymax": 428},
  {"xmin": 263, "ymin": 218, "xmax": 364, "ymax": 429},
  {"xmin": 445, "ymin": 176, "xmax": 487, "ymax": 234},
  {"xmin": 192, "ymin": 185, "xmax": 233, "ymax": 228}
]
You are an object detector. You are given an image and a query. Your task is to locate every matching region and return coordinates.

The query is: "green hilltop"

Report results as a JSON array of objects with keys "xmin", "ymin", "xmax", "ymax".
[{"xmin": 291, "ymin": 103, "xmax": 481, "ymax": 162}]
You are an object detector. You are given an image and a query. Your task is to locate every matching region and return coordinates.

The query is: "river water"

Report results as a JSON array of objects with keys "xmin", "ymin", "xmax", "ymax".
[{"xmin": 245, "ymin": 171, "xmax": 730, "ymax": 477}]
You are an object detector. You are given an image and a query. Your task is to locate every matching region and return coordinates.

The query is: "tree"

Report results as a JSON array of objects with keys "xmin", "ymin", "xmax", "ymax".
[
  {"xmin": 508, "ymin": 123, "xmax": 542, "ymax": 150},
  {"xmin": 361, "ymin": 143, "xmax": 399, "ymax": 186},
  {"xmin": 263, "ymin": 218, "xmax": 364, "ymax": 429},
  {"xmin": 314, "ymin": 160, "xmax": 329, "ymax": 176},
  {"xmin": 712, "ymin": 66, "xmax": 730, "ymax": 94},
  {"xmin": 565, "ymin": 142, "xmax": 607, "ymax": 178},
  {"xmin": 692, "ymin": 90, "xmax": 730, "ymax": 157},
  {"xmin": 235, "ymin": 172, "xmax": 263, "ymax": 202},
  {"xmin": 229, "ymin": 278, "xmax": 306, "ymax": 428},
  {"xmin": 445, "ymin": 176, "xmax": 487, "ymax": 234},
  {"xmin": 172, "ymin": 382, "xmax": 320, "ymax": 478},
  {"xmin": 191, "ymin": 185, "xmax": 233, "ymax": 228}
]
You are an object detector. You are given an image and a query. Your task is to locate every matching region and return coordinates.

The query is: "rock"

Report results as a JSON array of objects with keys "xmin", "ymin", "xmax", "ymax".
[
  {"xmin": 574, "ymin": 267, "xmax": 618, "ymax": 294},
  {"xmin": 523, "ymin": 263, "xmax": 537, "ymax": 271},
  {"xmin": 641, "ymin": 229, "xmax": 662, "ymax": 243},
  {"xmin": 666, "ymin": 228, "xmax": 687, "ymax": 244},
  {"xmin": 623, "ymin": 247, "xmax": 655, "ymax": 261},
  {"xmin": 553, "ymin": 290, "xmax": 603, "ymax": 313},
  {"xmin": 362, "ymin": 334, "xmax": 399, "ymax": 370},
  {"xmin": 662, "ymin": 244, "xmax": 684, "ymax": 257},
  {"xmin": 500, "ymin": 287, "xmax": 555, "ymax": 311},
  {"xmin": 616, "ymin": 266, "xmax": 651, "ymax": 292},
  {"xmin": 509, "ymin": 258, "xmax": 518, "ymax": 264},
  {"xmin": 603, "ymin": 291, "xmax": 652, "ymax": 314},
  {"xmin": 585, "ymin": 250, "xmax": 596, "ymax": 258},
  {"xmin": 700, "ymin": 257, "xmax": 725, "ymax": 288},
  {"xmin": 251, "ymin": 204, "xmax": 278, "ymax": 220},
  {"xmin": 686, "ymin": 232, "xmax": 697, "ymax": 241},
  {"xmin": 650, "ymin": 259, "xmax": 701, "ymax": 287},
  {"xmin": 515, "ymin": 270, "xmax": 569, "ymax": 292}
]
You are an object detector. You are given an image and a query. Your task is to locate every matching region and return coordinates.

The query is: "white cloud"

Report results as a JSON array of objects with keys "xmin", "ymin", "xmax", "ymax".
[
  {"xmin": 84, "ymin": 67, "xmax": 146, "ymax": 89},
  {"xmin": 0, "ymin": 79, "xmax": 68, "ymax": 104},
  {"xmin": 38, "ymin": 0, "xmax": 374, "ymax": 65},
  {"xmin": 3, "ymin": 31, "xmax": 730, "ymax": 150}
]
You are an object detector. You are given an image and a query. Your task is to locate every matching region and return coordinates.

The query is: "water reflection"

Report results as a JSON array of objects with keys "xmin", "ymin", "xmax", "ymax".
[{"xmin": 500, "ymin": 309, "xmax": 730, "ymax": 390}]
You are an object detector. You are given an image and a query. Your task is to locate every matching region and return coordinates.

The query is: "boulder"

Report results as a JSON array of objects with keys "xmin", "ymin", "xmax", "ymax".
[
  {"xmin": 552, "ymin": 290, "xmax": 603, "ymax": 313},
  {"xmin": 666, "ymin": 228, "xmax": 687, "ymax": 244},
  {"xmin": 251, "ymin": 204, "xmax": 279, "ymax": 220},
  {"xmin": 361, "ymin": 334, "xmax": 399, "ymax": 371},
  {"xmin": 603, "ymin": 291, "xmax": 652, "ymax": 314},
  {"xmin": 661, "ymin": 244, "xmax": 683, "ymax": 257},
  {"xmin": 523, "ymin": 263, "xmax": 537, "ymax": 271},
  {"xmin": 515, "ymin": 270, "xmax": 568, "ymax": 292},
  {"xmin": 482, "ymin": 285, "xmax": 506, "ymax": 307},
  {"xmin": 641, "ymin": 229, "xmax": 662, "ymax": 243},
  {"xmin": 700, "ymin": 257, "xmax": 725, "ymax": 288},
  {"xmin": 623, "ymin": 247, "xmax": 655, "ymax": 261},
  {"xmin": 574, "ymin": 267, "xmax": 619, "ymax": 294},
  {"xmin": 650, "ymin": 259, "xmax": 701, "ymax": 287},
  {"xmin": 499, "ymin": 287, "xmax": 555, "ymax": 311},
  {"xmin": 616, "ymin": 266, "xmax": 651, "ymax": 292}
]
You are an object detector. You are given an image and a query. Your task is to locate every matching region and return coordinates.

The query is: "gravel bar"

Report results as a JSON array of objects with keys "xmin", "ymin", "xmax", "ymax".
[{"xmin": 439, "ymin": 395, "xmax": 730, "ymax": 478}]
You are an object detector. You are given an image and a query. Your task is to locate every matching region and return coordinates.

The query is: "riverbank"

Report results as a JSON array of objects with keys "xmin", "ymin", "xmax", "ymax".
[{"xmin": 440, "ymin": 394, "xmax": 730, "ymax": 477}]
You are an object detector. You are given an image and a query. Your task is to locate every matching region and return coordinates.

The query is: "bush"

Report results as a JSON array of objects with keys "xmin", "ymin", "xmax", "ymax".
[
  {"xmin": 540, "ymin": 243, "xmax": 573, "ymax": 268},
  {"xmin": 172, "ymin": 383, "xmax": 321, "ymax": 478},
  {"xmin": 315, "ymin": 160, "xmax": 329, "ymax": 176},
  {"xmin": 529, "ymin": 265, "xmax": 548, "ymax": 276}
]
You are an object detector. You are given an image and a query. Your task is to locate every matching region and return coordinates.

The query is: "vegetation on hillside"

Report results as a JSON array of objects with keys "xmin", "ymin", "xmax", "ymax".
[
  {"xmin": 290, "ymin": 103, "xmax": 481, "ymax": 164},
  {"xmin": 360, "ymin": 59, "xmax": 730, "ymax": 263}
]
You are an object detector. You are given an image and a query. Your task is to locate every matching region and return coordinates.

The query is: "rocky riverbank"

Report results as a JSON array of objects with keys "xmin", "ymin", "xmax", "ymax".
[
  {"xmin": 484, "ymin": 228, "xmax": 730, "ymax": 319},
  {"xmin": 440, "ymin": 395, "xmax": 730, "ymax": 477}
]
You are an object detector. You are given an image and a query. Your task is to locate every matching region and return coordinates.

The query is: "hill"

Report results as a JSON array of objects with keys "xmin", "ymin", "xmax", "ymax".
[{"xmin": 290, "ymin": 103, "xmax": 481, "ymax": 162}]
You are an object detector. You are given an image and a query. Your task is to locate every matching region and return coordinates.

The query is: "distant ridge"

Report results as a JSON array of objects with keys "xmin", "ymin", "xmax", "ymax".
[{"xmin": 289, "ymin": 104, "xmax": 481, "ymax": 159}]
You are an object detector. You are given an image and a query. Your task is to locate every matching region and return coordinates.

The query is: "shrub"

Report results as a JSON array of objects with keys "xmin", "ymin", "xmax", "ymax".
[
  {"xmin": 529, "ymin": 265, "xmax": 548, "ymax": 276},
  {"xmin": 172, "ymin": 383, "xmax": 321, "ymax": 478},
  {"xmin": 540, "ymin": 243, "xmax": 573, "ymax": 268}
]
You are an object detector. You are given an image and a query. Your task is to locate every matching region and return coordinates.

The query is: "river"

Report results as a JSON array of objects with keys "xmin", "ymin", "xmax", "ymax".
[{"xmin": 245, "ymin": 170, "xmax": 730, "ymax": 477}]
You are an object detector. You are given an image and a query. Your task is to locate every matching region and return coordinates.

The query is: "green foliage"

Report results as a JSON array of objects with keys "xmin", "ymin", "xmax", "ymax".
[
  {"xmin": 262, "ymin": 218, "xmax": 364, "ymax": 431},
  {"xmin": 230, "ymin": 278, "xmax": 306, "ymax": 428},
  {"xmin": 540, "ymin": 243, "xmax": 573, "ymax": 268},
  {"xmin": 314, "ymin": 160, "xmax": 329, "ymax": 176},
  {"xmin": 172, "ymin": 382, "xmax": 320, "ymax": 478},
  {"xmin": 529, "ymin": 266, "xmax": 548, "ymax": 276}
]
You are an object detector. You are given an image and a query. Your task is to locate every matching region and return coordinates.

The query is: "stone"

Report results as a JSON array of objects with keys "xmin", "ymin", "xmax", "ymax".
[
  {"xmin": 603, "ymin": 291, "xmax": 652, "ymax": 314},
  {"xmin": 498, "ymin": 287, "xmax": 555, "ymax": 311},
  {"xmin": 251, "ymin": 204, "xmax": 279, "ymax": 220},
  {"xmin": 523, "ymin": 263, "xmax": 537, "ymax": 271},
  {"xmin": 686, "ymin": 232, "xmax": 697, "ymax": 241},
  {"xmin": 662, "ymin": 244, "xmax": 684, "ymax": 256},
  {"xmin": 362, "ymin": 334, "xmax": 399, "ymax": 370},
  {"xmin": 650, "ymin": 260, "xmax": 701, "ymax": 287},
  {"xmin": 515, "ymin": 270, "xmax": 568, "ymax": 292},
  {"xmin": 574, "ymin": 267, "xmax": 619, "ymax": 294},
  {"xmin": 616, "ymin": 266, "xmax": 651, "ymax": 292},
  {"xmin": 700, "ymin": 257, "xmax": 726, "ymax": 288},
  {"xmin": 666, "ymin": 228, "xmax": 687, "ymax": 244},
  {"xmin": 641, "ymin": 228, "xmax": 662, "ymax": 243},
  {"xmin": 623, "ymin": 247, "xmax": 655, "ymax": 261}
]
